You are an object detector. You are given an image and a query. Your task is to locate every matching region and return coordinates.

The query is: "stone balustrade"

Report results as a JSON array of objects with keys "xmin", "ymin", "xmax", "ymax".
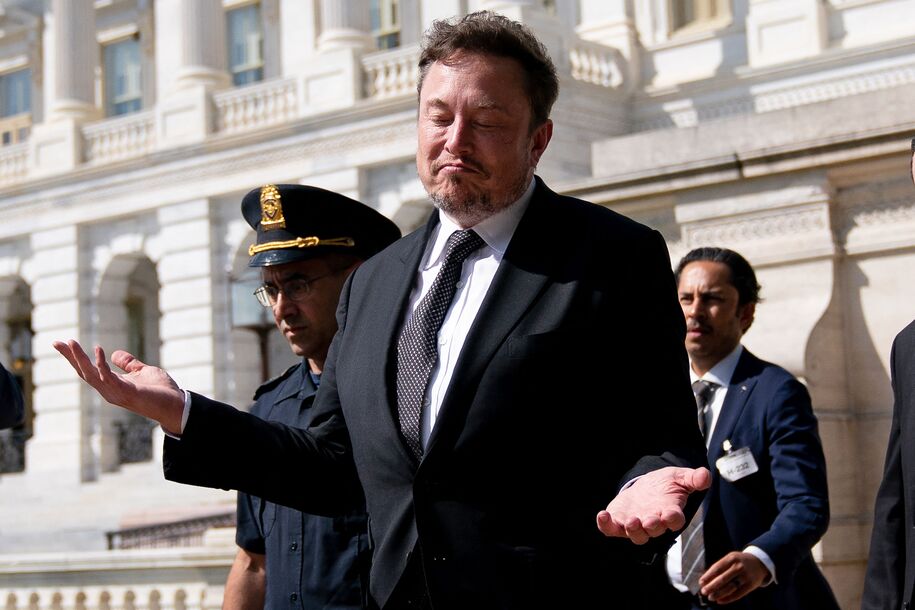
[
  {"xmin": 0, "ymin": 544, "xmax": 233, "ymax": 610},
  {"xmin": 568, "ymin": 39, "xmax": 626, "ymax": 90},
  {"xmin": 82, "ymin": 112, "xmax": 156, "ymax": 165},
  {"xmin": 362, "ymin": 45, "xmax": 421, "ymax": 99},
  {"xmin": 0, "ymin": 142, "xmax": 28, "ymax": 187},
  {"xmin": 213, "ymin": 78, "xmax": 298, "ymax": 134}
]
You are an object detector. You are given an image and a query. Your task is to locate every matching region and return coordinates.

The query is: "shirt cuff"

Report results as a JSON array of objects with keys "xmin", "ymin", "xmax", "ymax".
[
  {"xmin": 161, "ymin": 389, "xmax": 191, "ymax": 439},
  {"xmin": 744, "ymin": 545, "xmax": 776, "ymax": 585}
]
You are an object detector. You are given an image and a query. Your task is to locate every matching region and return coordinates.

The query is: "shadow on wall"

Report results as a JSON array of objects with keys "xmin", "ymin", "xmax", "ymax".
[{"xmin": 804, "ymin": 257, "xmax": 892, "ymax": 608}]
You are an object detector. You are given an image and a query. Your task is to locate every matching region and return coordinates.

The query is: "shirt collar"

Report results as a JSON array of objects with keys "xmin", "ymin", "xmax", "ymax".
[
  {"xmin": 690, "ymin": 344, "xmax": 744, "ymax": 388},
  {"xmin": 424, "ymin": 178, "xmax": 535, "ymax": 271}
]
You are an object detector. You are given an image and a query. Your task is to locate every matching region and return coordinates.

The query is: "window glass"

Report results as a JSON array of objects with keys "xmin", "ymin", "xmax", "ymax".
[
  {"xmin": 0, "ymin": 69, "xmax": 31, "ymax": 118},
  {"xmin": 104, "ymin": 38, "xmax": 142, "ymax": 116},
  {"xmin": 669, "ymin": 0, "xmax": 730, "ymax": 33},
  {"xmin": 227, "ymin": 4, "xmax": 264, "ymax": 86},
  {"xmin": 370, "ymin": 0, "xmax": 400, "ymax": 50}
]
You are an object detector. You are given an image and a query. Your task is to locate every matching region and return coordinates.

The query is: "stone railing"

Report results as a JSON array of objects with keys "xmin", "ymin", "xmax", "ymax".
[
  {"xmin": 363, "ymin": 45, "xmax": 420, "ymax": 99},
  {"xmin": 0, "ymin": 113, "xmax": 31, "ymax": 146},
  {"xmin": 0, "ymin": 544, "xmax": 233, "ymax": 610},
  {"xmin": 0, "ymin": 142, "xmax": 28, "ymax": 187},
  {"xmin": 83, "ymin": 112, "xmax": 156, "ymax": 165},
  {"xmin": 568, "ymin": 39, "xmax": 627, "ymax": 90},
  {"xmin": 214, "ymin": 77, "xmax": 298, "ymax": 134}
]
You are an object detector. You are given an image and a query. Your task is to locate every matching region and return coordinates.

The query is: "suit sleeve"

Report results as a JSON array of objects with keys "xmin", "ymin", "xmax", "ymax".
[
  {"xmin": 613, "ymin": 230, "xmax": 708, "ymax": 550},
  {"xmin": 748, "ymin": 374, "xmax": 830, "ymax": 579},
  {"xmin": 862, "ymin": 335, "xmax": 908, "ymax": 610},
  {"xmin": 163, "ymin": 275, "xmax": 364, "ymax": 517},
  {"xmin": 0, "ymin": 361, "xmax": 24, "ymax": 430}
]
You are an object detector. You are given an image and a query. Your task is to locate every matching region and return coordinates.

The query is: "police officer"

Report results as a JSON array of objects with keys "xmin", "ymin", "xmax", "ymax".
[{"xmin": 223, "ymin": 184, "xmax": 401, "ymax": 610}]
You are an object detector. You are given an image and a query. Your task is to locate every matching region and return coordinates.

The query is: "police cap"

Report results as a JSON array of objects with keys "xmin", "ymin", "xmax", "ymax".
[{"xmin": 242, "ymin": 184, "xmax": 401, "ymax": 267}]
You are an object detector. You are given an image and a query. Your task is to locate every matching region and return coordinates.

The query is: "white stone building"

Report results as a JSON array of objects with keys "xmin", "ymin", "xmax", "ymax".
[{"xmin": 0, "ymin": 1, "xmax": 913, "ymax": 608}]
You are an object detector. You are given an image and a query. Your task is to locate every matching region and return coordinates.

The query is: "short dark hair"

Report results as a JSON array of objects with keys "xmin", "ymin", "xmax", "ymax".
[
  {"xmin": 675, "ymin": 247, "xmax": 762, "ymax": 306},
  {"xmin": 417, "ymin": 11, "xmax": 559, "ymax": 130}
]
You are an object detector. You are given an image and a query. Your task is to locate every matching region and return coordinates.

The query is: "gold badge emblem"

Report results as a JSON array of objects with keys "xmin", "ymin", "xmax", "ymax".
[{"xmin": 259, "ymin": 184, "xmax": 286, "ymax": 230}]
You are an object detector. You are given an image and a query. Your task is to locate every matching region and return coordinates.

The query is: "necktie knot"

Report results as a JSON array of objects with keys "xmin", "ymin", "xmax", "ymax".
[
  {"xmin": 691, "ymin": 379, "xmax": 718, "ymax": 442},
  {"xmin": 443, "ymin": 229, "xmax": 485, "ymax": 266},
  {"xmin": 692, "ymin": 379, "xmax": 718, "ymax": 410}
]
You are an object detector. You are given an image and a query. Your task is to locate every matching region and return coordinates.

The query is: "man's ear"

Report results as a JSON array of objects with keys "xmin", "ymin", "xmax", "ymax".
[
  {"xmin": 739, "ymin": 302, "xmax": 756, "ymax": 335},
  {"xmin": 529, "ymin": 119, "xmax": 553, "ymax": 167}
]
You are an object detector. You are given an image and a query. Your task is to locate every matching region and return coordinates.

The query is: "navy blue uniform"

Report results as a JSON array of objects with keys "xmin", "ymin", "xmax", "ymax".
[{"xmin": 235, "ymin": 362, "xmax": 370, "ymax": 610}]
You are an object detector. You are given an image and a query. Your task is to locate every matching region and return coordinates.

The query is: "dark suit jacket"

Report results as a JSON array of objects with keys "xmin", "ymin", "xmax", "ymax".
[
  {"xmin": 645, "ymin": 348, "xmax": 837, "ymax": 610},
  {"xmin": 164, "ymin": 178, "xmax": 707, "ymax": 610},
  {"xmin": 863, "ymin": 320, "xmax": 915, "ymax": 610},
  {"xmin": 0, "ymin": 361, "xmax": 24, "ymax": 430}
]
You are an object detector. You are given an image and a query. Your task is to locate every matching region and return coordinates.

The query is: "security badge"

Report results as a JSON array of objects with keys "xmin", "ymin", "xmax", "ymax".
[
  {"xmin": 259, "ymin": 184, "xmax": 286, "ymax": 230},
  {"xmin": 715, "ymin": 439, "xmax": 759, "ymax": 483}
]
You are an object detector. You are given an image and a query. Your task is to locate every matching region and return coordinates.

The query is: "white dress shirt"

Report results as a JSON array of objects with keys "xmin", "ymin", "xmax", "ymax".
[
  {"xmin": 666, "ymin": 344, "xmax": 777, "ymax": 590},
  {"xmin": 176, "ymin": 180, "xmax": 536, "ymax": 440},
  {"xmin": 405, "ymin": 179, "xmax": 535, "ymax": 449}
]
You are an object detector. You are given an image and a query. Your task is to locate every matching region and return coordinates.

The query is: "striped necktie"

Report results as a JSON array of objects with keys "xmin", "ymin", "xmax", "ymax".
[{"xmin": 681, "ymin": 379, "xmax": 718, "ymax": 595}]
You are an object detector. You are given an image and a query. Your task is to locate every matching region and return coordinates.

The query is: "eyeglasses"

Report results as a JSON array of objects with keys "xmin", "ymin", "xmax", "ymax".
[{"xmin": 253, "ymin": 271, "xmax": 341, "ymax": 307}]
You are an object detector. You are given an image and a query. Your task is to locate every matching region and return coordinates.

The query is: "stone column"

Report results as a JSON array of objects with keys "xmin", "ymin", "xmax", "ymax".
[
  {"xmin": 45, "ymin": 0, "xmax": 97, "ymax": 122},
  {"xmin": 300, "ymin": 0, "xmax": 369, "ymax": 110},
  {"xmin": 174, "ymin": 0, "xmax": 230, "ymax": 90},
  {"xmin": 318, "ymin": 0, "xmax": 372, "ymax": 51},
  {"xmin": 156, "ymin": 200, "xmax": 219, "ymax": 400},
  {"xmin": 25, "ymin": 226, "xmax": 87, "ymax": 486},
  {"xmin": 30, "ymin": 0, "xmax": 98, "ymax": 175},
  {"xmin": 278, "ymin": 0, "xmax": 319, "ymax": 77},
  {"xmin": 154, "ymin": 0, "xmax": 229, "ymax": 147}
]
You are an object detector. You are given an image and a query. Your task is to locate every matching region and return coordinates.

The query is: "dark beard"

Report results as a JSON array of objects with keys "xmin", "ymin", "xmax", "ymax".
[{"xmin": 428, "ymin": 169, "xmax": 531, "ymax": 227}]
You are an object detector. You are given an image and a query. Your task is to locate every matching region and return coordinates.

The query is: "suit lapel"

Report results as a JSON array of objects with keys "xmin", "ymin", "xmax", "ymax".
[
  {"xmin": 423, "ymin": 181, "xmax": 556, "ymax": 459},
  {"xmin": 708, "ymin": 350, "xmax": 761, "ymax": 466},
  {"xmin": 375, "ymin": 212, "xmax": 440, "ymax": 467}
]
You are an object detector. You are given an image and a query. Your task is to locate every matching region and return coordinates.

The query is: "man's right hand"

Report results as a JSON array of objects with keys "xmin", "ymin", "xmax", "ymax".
[{"xmin": 53, "ymin": 339, "xmax": 185, "ymax": 434}]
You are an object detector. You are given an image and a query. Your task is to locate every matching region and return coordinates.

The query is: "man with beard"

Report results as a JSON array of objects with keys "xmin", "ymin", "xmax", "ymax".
[
  {"xmin": 55, "ymin": 11, "xmax": 709, "ymax": 610},
  {"xmin": 642, "ymin": 247, "xmax": 837, "ymax": 610}
]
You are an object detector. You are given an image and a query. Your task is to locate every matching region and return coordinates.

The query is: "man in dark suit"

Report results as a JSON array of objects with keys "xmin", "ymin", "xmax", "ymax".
[
  {"xmin": 222, "ymin": 185, "xmax": 400, "ymax": 610},
  {"xmin": 54, "ymin": 11, "xmax": 709, "ymax": 610},
  {"xmin": 0, "ymin": 360, "xmax": 24, "ymax": 430},
  {"xmin": 862, "ymin": 140, "xmax": 915, "ymax": 610},
  {"xmin": 643, "ymin": 247, "xmax": 837, "ymax": 610}
]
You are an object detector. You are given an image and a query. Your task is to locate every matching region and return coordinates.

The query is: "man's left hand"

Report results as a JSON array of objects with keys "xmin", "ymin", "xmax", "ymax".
[
  {"xmin": 596, "ymin": 466, "xmax": 710, "ymax": 544},
  {"xmin": 699, "ymin": 551, "xmax": 769, "ymax": 604}
]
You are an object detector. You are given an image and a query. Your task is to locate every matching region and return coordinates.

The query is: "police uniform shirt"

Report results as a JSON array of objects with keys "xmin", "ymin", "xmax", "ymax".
[{"xmin": 235, "ymin": 362, "xmax": 370, "ymax": 610}]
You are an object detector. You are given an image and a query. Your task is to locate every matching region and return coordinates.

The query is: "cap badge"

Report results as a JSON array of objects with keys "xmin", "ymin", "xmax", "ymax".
[{"xmin": 259, "ymin": 184, "xmax": 286, "ymax": 230}]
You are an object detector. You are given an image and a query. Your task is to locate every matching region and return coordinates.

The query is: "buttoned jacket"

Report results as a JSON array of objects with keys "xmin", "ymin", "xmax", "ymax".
[{"xmin": 165, "ymin": 178, "xmax": 707, "ymax": 610}]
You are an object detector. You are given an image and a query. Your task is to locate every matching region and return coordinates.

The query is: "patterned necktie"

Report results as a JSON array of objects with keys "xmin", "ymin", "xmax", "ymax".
[
  {"xmin": 681, "ymin": 379, "xmax": 719, "ymax": 595},
  {"xmin": 396, "ymin": 229, "xmax": 485, "ymax": 460}
]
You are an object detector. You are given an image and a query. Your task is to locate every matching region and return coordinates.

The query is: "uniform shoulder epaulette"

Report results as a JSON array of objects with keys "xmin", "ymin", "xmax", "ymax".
[{"xmin": 253, "ymin": 362, "xmax": 301, "ymax": 400}]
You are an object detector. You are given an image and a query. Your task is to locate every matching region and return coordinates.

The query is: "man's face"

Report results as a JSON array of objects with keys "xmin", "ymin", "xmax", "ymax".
[
  {"xmin": 678, "ymin": 261, "xmax": 755, "ymax": 374},
  {"xmin": 416, "ymin": 51, "xmax": 552, "ymax": 227},
  {"xmin": 262, "ymin": 258, "xmax": 354, "ymax": 362}
]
